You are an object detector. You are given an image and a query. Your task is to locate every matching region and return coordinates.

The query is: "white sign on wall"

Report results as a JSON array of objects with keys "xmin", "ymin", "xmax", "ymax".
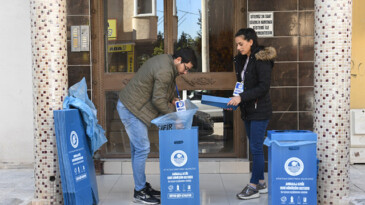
[{"xmin": 248, "ymin": 12, "xmax": 274, "ymax": 37}]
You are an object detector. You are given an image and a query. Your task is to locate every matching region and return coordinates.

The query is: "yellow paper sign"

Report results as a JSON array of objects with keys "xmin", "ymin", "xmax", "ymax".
[
  {"xmin": 127, "ymin": 51, "xmax": 134, "ymax": 73},
  {"xmin": 108, "ymin": 19, "xmax": 117, "ymax": 40}
]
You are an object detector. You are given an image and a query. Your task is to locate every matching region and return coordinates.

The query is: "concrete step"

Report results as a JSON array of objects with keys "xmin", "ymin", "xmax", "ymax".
[{"xmin": 102, "ymin": 158, "xmax": 250, "ymax": 175}]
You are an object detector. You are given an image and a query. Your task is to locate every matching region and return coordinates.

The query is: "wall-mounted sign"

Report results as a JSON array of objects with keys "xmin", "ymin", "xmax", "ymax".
[
  {"xmin": 107, "ymin": 43, "xmax": 135, "ymax": 72},
  {"xmin": 127, "ymin": 51, "xmax": 134, "ymax": 73},
  {"xmin": 107, "ymin": 19, "xmax": 117, "ymax": 40},
  {"xmin": 107, "ymin": 44, "xmax": 134, "ymax": 53},
  {"xmin": 248, "ymin": 12, "xmax": 274, "ymax": 37}
]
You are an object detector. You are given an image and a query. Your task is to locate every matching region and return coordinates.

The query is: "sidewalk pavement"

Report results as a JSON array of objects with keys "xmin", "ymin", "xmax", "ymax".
[{"xmin": 0, "ymin": 165, "xmax": 364, "ymax": 205}]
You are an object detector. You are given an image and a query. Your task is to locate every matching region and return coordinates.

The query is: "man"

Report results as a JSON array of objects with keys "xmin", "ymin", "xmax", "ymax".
[{"xmin": 116, "ymin": 48, "xmax": 197, "ymax": 204}]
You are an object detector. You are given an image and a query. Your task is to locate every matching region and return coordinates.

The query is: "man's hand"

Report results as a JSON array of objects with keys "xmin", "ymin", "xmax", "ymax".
[{"xmin": 172, "ymin": 98, "xmax": 180, "ymax": 107}]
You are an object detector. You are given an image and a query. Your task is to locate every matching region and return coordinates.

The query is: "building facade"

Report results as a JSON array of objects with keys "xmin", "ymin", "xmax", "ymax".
[{"xmin": 1, "ymin": 0, "xmax": 363, "ymax": 204}]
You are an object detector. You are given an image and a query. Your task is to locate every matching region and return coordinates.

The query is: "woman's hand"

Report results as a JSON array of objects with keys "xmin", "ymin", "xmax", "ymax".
[{"xmin": 227, "ymin": 96, "xmax": 241, "ymax": 106}]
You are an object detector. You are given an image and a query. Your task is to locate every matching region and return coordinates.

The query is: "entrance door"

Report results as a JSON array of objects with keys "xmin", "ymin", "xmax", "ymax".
[{"xmin": 91, "ymin": 0, "xmax": 247, "ymax": 158}]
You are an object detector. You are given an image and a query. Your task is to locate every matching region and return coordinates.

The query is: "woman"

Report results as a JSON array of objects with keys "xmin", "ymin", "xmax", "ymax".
[{"xmin": 228, "ymin": 28, "xmax": 276, "ymax": 200}]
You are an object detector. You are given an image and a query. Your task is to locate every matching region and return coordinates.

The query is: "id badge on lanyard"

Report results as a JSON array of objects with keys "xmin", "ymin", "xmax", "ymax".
[
  {"xmin": 175, "ymin": 100, "xmax": 186, "ymax": 112},
  {"xmin": 175, "ymin": 84, "xmax": 186, "ymax": 112},
  {"xmin": 233, "ymin": 82, "xmax": 244, "ymax": 96}
]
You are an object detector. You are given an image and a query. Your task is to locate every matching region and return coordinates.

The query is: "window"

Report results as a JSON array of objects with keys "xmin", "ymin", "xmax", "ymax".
[{"xmin": 135, "ymin": 0, "xmax": 156, "ymax": 16}]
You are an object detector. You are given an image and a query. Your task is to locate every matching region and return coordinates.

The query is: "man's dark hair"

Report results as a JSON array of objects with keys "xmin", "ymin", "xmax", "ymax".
[
  {"xmin": 235, "ymin": 28, "xmax": 259, "ymax": 52},
  {"xmin": 172, "ymin": 48, "xmax": 198, "ymax": 68}
]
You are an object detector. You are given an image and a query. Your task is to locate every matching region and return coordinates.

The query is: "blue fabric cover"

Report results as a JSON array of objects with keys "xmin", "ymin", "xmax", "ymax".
[{"xmin": 63, "ymin": 78, "xmax": 107, "ymax": 155}]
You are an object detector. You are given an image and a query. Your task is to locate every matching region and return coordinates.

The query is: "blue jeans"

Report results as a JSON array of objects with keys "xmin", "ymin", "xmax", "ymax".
[
  {"xmin": 244, "ymin": 120, "xmax": 269, "ymax": 184},
  {"xmin": 117, "ymin": 100, "xmax": 150, "ymax": 191}
]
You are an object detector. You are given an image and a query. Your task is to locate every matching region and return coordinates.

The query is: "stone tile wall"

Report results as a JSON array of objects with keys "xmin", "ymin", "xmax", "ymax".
[
  {"xmin": 246, "ymin": 0, "xmax": 316, "ymax": 132},
  {"xmin": 30, "ymin": 0, "xmax": 68, "ymax": 203},
  {"xmin": 314, "ymin": 0, "xmax": 352, "ymax": 203}
]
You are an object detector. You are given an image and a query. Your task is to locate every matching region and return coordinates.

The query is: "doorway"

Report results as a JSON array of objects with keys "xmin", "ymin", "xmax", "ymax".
[{"xmin": 91, "ymin": 0, "xmax": 248, "ymax": 158}]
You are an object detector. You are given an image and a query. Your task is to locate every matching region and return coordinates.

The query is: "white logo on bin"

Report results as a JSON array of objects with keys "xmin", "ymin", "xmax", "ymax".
[
  {"xmin": 284, "ymin": 157, "xmax": 304, "ymax": 176},
  {"xmin": 171, "ymin": 150, "xmax": 188, "ymax": 167},
  {"xmin": 281, "ymin": 196, "xmax": 287, "ymax": 203},
  {"xmin": 70, "ymin": 131, "xmax": 79, "ymax": 149}
]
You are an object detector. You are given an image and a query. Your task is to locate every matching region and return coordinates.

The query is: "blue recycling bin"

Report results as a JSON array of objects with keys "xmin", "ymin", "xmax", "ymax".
[
  {"xmin": 159, "ymin": 127, "xmax": 200, "ymax": 205},
  {"xmin": 264, "ymin": 130, "xmax": 317, "ymax": 205},
  {"xmin": 54, "ymin": 109, "xmax": 99, "ymax": 205}
]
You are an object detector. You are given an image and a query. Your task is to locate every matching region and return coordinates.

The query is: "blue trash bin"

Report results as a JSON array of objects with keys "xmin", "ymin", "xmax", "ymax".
[
  {"xmin": 264, "ymin": 130, "xmax": 317, "ymax": 205},
  {"xmin": 159, "ymin": 127, "xmax": 200, "ymax": 205},
  {"xmin": 152, "ymin": 100, "xmax": 200, "ymax": 205},
  {"xmin": 54, "ymin": 109, "xmax": 99, "ymax": 205}
]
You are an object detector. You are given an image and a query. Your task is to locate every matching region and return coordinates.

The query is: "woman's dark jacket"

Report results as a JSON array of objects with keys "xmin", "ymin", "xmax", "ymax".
[{"xmin": 234, "ymin": 46, "xmax": 277, "ymax": 121}]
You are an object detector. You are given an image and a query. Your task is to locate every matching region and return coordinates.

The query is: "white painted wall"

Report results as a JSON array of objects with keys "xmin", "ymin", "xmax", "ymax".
[{"xmin": 0, "ymin": 1, "xmax": 33, "ymax": 166}]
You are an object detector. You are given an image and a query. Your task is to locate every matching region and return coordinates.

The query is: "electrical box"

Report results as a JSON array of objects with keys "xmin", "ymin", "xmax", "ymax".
[
  {"xmin": 80, "ymin": 25, "xmax": 90, "ymax": 51},
  {"xmin": 350, "ymin": 109, "xmax": 365, "ymax": 164},
  {"xmin": 71, "ymin": 26, "xmax": 80, "ymax": 52},
  {"xmin": 353, "ymin": 109, "xmax": 365, "ymax": 134},
  {"xmin": 71, "ymin": 25, "xmax": 89, "ymax": 52}
]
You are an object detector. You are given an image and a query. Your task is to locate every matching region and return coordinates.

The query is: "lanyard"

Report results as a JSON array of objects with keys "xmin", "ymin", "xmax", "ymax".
[
  {"xmin": 241, "ymin": 57, "xmax": 249, "ymax": 81},
  {"xmin": 175, "ymin": 84, "xmax": 181, "ymax": 100}
]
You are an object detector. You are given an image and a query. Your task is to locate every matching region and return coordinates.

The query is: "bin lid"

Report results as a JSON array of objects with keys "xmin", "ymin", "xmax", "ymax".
[{"xmin": 267, "ymin": 130, "xmax": 317, "ymax": 141}]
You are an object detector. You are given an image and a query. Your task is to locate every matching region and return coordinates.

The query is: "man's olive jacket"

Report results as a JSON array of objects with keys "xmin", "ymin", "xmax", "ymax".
[{"xmin": 118, "ymin": 54, "xmax": 177, "ymax": 127}]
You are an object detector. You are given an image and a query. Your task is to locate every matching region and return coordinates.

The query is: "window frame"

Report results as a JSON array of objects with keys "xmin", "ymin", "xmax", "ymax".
[{"xmin": 134, "ymin": 0, "xmax": 156, "ymax": 17}]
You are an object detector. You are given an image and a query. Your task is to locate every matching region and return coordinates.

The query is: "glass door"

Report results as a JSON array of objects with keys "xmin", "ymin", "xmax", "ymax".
[{"xmin": 91, "ymin": 0, "xmax": 248, "ymax": 158}]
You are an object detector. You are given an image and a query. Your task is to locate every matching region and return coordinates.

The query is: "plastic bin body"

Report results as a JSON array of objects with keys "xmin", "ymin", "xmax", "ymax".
[
  {"xmin": 54, "ymin": 109, "xmax": 99, "ymax": 205},
  {"xmin": 159, "ymin": 127, "xmax": 200, "ymax": 205},
  {"xmin": 201, "ymin": 95, "xmax": 238, "ymax": 110},
  {"xmin": 265, "ymin": 130, "xmax": 317, "ymax": 205}
]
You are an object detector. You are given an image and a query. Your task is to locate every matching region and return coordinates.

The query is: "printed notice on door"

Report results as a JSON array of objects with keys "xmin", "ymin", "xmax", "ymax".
[{"xmin": 248, "ymin": 12, "xmax": 274, "ymax": 37}]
